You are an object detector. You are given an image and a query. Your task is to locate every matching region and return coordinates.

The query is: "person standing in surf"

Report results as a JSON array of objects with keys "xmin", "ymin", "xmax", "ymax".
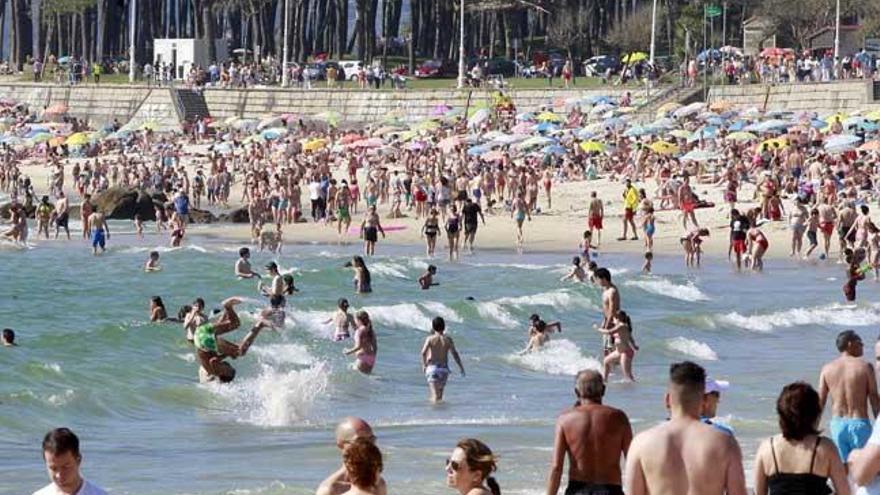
[
  {"xmin": 87, "ymin": 208, "xmax": 109, "ymax": 255},
  {"xmin": 345, "ymin": 310, "xmax": 377, "ymax": 374},
  {"xmin": 360, "ymin": 204, "xmax": 385, "ymax": 256},
  {"xmin": 420, "ymin": 316, "xmax": 465, "ymax": 403},
  {"xmin": 324, "ymin": 298, "xmax": 355, "ymax": 341},
  {"xmin": 511, "ymin": 192, "xmax": 530, "ymax": 249},
  {"xmin": 595, "ymin": 311, "xmax": 638, "ymax": 382},
  {"xmin": 594, "ymin": 268, "xmax": 620, "ymax": 357},
  {"xmin": 461, "ymin": 197, "xmax": 485, "ymax": 255}
]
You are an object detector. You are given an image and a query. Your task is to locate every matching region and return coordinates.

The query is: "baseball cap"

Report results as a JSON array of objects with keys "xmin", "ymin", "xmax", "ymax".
[{"xmin": 706, "ymin": 378, "xmax": 730, "ymax": 395}]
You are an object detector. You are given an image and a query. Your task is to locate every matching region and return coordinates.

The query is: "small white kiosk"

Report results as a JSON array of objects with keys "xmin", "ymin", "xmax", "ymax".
[{"xmin": 153, "ymin": 38, "xmax": 228, "ymax": 79}]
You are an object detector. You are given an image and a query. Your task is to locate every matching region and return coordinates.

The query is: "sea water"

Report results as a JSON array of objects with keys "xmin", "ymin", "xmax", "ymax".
[{"xmin": 2, "ymin": 226, "xmax": 880, "ymax": 494}]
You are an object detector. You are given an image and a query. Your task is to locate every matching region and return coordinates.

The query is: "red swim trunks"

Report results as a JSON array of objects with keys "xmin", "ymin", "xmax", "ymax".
[
  {"xmin": 681, "ymin": 201, "xmax": 696, "ymax": 214},
  {"xmin": 589, "ymin": 215, "xmax": 603, "ymax": 230},
  {"xmin": 624, "ymin": 208, "xmax": 634, "ymax": 221},
  {"xmin": 820, "ymin": 222, "xmax": 834, "ymax": 236},
  {"xmin": 732, "ymin": 239, "xmax": 747, "ymax": 254}
]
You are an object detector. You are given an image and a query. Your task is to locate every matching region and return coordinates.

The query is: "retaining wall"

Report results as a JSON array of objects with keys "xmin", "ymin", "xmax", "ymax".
[{"xmin": 707, "ymin": 80, "xmax": 878, "ymax": 113}]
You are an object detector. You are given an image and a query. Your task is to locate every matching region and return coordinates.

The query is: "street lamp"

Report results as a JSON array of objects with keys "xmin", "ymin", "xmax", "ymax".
[
  {"xmin": 281, "ymin": 0, "xmax": 290, "ymax": 87},
  {"xmin": 129, "ymin": 0, "xmax": 137, "ymax": 83},
  {"xmin": 833, "ymin": 0, "xmax": 841, "ymax": 61},
  {"xmin": 649, "ymin": 0, "xmax": 657, "ymax": 65},
  {"xmin": 457, "ymin": 0, "xmax": 466, "ymax": 89}
]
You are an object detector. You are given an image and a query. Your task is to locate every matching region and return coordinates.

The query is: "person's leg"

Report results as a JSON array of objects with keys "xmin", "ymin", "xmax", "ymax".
[{"xmin": 621, "ymin": 350, "xmax": 635, "ymax": 381}]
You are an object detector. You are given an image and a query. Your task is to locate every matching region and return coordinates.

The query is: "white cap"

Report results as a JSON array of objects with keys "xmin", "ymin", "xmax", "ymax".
[{"xmin": 706, "ymin": 378, "xmax": 730, "ymax": 395}]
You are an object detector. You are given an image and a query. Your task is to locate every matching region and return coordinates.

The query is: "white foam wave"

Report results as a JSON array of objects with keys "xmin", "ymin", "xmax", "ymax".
[
  {"xmin": 370, "ymin": 261, "xmax": 409, "ymax": 278},
  {"xmin": 373, "ymin": 416, "xmax": 542, "ymax": 428},
  {"xmin": 716, "ymin": 303, "xmax": 880, "ymax": 332},
  {"xmin": 666, "ymin": 337, "xmax": 718, "ymax": 360},
  {"xmin": 249, "ymin": 343, "xmax": 316, "ymax": 367},
  {"xmin": 625, "ymin": 278, "xmax": 710, "ymax": 302},
  {"xmin": 288, "ymin": 309, "xmax": 335, "ymax": 338},
  {"xmin": 468, "ymin": 262, "xmax": 550, "ymax": 270},
  {"xmin": 495, "ymin": 289, "xmax": 594, "ymax": 310},
  {"xmin": 119, "ymin": 244, "xmax": 209, "ymax": 254},
  {"xmin": 362, "ymin": 303, "xmax": 432, "ymax": 330},
  {"xmin": 419, "ymin": 302, "xmax": 463, "ymax": 323},
  {"xmin": 41, "ymin": 362, "xmax": 63, "ymax": 374},
  {"xmin": 47, "ymin": 389, "xmax": 75, "ymax": 406},
  {"xmin": 507, "ymin": 339, "xmax": 602, "ymax": 375},
  {"xmin": 214, "ymin": 361, "xmax": 329, "ymax": 427},
  {"xmin": 476, "ymin": 302, "xmax": 519, "ymax": 328}
]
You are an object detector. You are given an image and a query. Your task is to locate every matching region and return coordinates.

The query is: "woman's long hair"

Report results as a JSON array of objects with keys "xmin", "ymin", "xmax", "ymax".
[{"xmin": 456, "ymin": 438, "xmax": 500, "ymax": 495}]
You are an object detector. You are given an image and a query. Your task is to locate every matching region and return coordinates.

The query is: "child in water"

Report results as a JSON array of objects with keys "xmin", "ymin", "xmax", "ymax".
[
  {"xmin": 843, "ymin": 248, "xmax": 868, "ymax": 302},
  {"xmin": 144, "ymin": 251, "xmax": 161, "ymax": 272},
  {"xmin": 324, "ymin": 298, "xmax": 355, "ymax": 341},
  {"xmin": 418, "ymin": 265, "xmax": 439, "ymax": 290},
  {"xmin": 642, "ymin": 251, "xmax": 653, "ymax": 274},
  {"xmin": 560, "ymin": 256, "xmax": 586, "ymax": 282}
]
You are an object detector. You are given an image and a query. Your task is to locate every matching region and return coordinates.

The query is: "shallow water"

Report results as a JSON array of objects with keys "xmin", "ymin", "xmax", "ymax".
[{"xmin": 2, "ymin": 228, "xmax": 879, "ymax": 494}]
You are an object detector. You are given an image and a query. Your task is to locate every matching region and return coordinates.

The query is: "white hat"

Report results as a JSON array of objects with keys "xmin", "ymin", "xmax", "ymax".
[{"xmin": 706, "ymin": 378, "xmax": 730, "ymax": 395}]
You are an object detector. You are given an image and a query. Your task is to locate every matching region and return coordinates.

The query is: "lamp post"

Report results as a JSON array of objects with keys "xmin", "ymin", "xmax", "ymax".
[
  {"xmin": 833, "ymin": 0, "xmax": 841, "ymax": 61},
  {"xmin": 128, "ymin": 0, "xmax": 137, "ymax": 83},
  {"xmin": 281, "ymin": 0, "xmax": 290, "ymax": 87},
  {"xmin": 649, "ymin": 0, "xmax": 657, "ymax": 65},
  {"xmin": 457, "ymin": 0, "xmax": 466, "ymax": 89}
]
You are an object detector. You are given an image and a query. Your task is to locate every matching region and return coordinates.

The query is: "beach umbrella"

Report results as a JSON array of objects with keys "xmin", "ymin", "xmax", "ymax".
[
  {"xmin": 603, "ymin": 117, "xmax": 626, "ymax": 129},
  {"xmin": 588, "ymin": 95, "xmax": 615, "ymax": 105},
  {"xmin": 673, "ymin": 102, "xmax": 704, "ymax": 119},
  {"xmin": 656, "ymin": 102, "xmax": 681, "ymax": 118},
  {"xmin": 866, "ymin": 111, "xmax": 880, "ymax": 121},
  {"xmin": 720, "ymin": 45, "xmax": 743, "ymax": 56},
  {"xmin": 859, "ymin": 121, "xmax": 880, "ymax": 132},
  {"xmin": 515, "ymin": 111, "xmax": 535, "ymax": 121},
  {"xmin": 467, "ymin": 144, "xmax": 492, "ymax": 156},
  {"xmin": 65, "ymin": 132, "xmax": 90, "ymax": 146},
  {"xmin": 412, "ymin": 119, "xmax": 440, "ymax": 131},
  {"xmin": 373, "ymin": 125, "xmax": 404, "ymax": 136},
  {"xmin": 859, "ymin": 141, "xmax": 880, "ymax": 151},
  {"xmin": 649, "ymin": 141, "xmax": 679, "ymax": 155},
  {"xmin": 760, "ymin": 137, "xmax": 788, "ymax": 149},
  {"xmin": 824, "ymin": 112, "xmax": 847, "ymax": 124},
  {"xmin": 353, "ymin": 137, "xmax": 384, "ymax": 149},
  {"xmin": 543, "ymin": 144, "xmax": 567, "ymax": 155},
  {"xmin": 303, "ymin": 138, "xmax": 328, "ymax": 151},
  {"xmin": 0, "ymin": 97, "xmax": 16, "ymax": 107},
  {"xmin": 257, "ymin": 116, "xmax": 283, "ymax": 130},
  {"xmin": 313, "ymin": 111, "xmax": 341, "ymax": 127},
  {"xmin": 517, "ymin": 136, "xmax": 555, "ymax": 150},
  {"xmin": 468, "ymin": 109, "xmax": 491, "ymax": 128},
  {"xmin": 579, "ymin": 141, "xmax": 606, "ymax": 153},
  {"xmin": 709, "ymin": 101, "xmax": 733, "ymax": 113},
  {"xmin": 340, "ymin": 133, "xmax": 363, "ymax": 144},
  {"xmin": 232, "ymin": 118, "xmax": 259, "ymax": 130},
  {"xmin": 688, "ymin": 126, "xmax": 719, "ymax": 142},
  {"xmin": 621, "ymin": 52, "xmax": 648, "ymax": 63},
  {"xmin": 697, "ymin": 48, "xmax": 720, "ymax": 62},
  {"xmin": 260, "ymin": 127, "xmax": 288, "ymax": 140},
  {"xmin": 408, "ymin": 141, "xmax": 428, "ymax": 151},
  {"xmin": 624, "ymin": 126, "xmax": 652, "ymax": 137},
  {"xmin": 536, "ymin": 111, "xmax": 563, "ymax": 122},
  {"xmin": 726, "ymin": 131, "xmax": 757, "ymax": 142},
  {"xmin": 242, "ymin": 134, "xmax": 265, "ymax": 145},
  {"xmin": 397, "ymin": 130, "xmax": 419, "ymax": 142},
  {"xmin": 755, "ymin": 119, "xmax": 791, "ymax": 133},
  {"xmin": 431, "ymin": 104, "xmax": 452, "ymax": 116},
  {"xmin": 682, "ymin": 149, "xmax": 723, "ymax": 162},
  {"xmin": 213, "ymin": 142, "xmax": 233, "ymax": 154},
  {"xmin": 44, "ymin": 103, "xmax": 68, "ymax": 114},
  {"xmin": 534, "ymin": 122, "xmax": 559, "ymax": 133},
  {"xmin": 668, "ymin": 129, "xmax": 693, "ymax": 139},
  {"xmin": 824, "ymin": 134, "xmax": 861, "ymax": 152},
  {"xmin": 29, "ymin": 132, "xmax": 53, "ymax": 144},
  {"xmin": 481, "ymin": 150, "xmax": 505, "ymax": 162},
  {"xmin": 438, "ymin": 136, "xmax": 463, "ymax": 152},
  {"xmin": 576, "ymin": 128, "xmax": 596, "ymax": 140},
  {"xmin": 589, "ymin": 104, "xmax": 615, "ymax": 117}
]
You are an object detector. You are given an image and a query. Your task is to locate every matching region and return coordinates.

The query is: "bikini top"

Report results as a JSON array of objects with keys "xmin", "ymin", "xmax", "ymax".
[{"xmin": 767, "ymin": 437, "xmax": 831, "ymax": 495}]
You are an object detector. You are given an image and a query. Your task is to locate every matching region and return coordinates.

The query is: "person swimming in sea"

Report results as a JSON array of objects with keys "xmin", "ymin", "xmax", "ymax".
[
  {"xmin": 348, "ymin": 256, "xmax": 372, "ymax": 294},
  {"xmin": 418, "ymin": 265, "xmax": 439, "ymax": 290},
  {"xmin": 344, "ymin": 310, "xmax": 377, "ymax": 374},
  {"xmin": 519, "ymin": 315, "xmax": 561, "ymax": 354},
  {"xmin": 234, "ymin": 247, "xmax": 260, "ymax": 279},
  {"xmin": 560, "ymin": 256, "xmax": 586, "ymax": 282},
  {"xmin": 144, "ymin": 251, "xmax": 161, "ymax": 272},
  {"xmin": 324, "ymin": 298, "xmax": 356, "ymax": 341}
]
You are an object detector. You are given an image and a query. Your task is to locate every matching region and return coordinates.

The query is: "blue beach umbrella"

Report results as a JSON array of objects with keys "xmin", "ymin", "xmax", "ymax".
[
  {"xmin": 534, "ymin": 122, "xmax": 559, "ymax": 133},
  {"xmin": 467, "ymin": 144, "xmax": 492, "ymax": 156},
  {"xmin": 543, "ymin": 144, "xmax": 567, "ymax": 155},
  {"xmin": 824, "ymin": 134, "xmax": 862, "ymax": 152}
]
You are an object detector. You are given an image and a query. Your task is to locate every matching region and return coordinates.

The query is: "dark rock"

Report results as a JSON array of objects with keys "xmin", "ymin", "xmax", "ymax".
[
  {"xmin": 189, "ymin": 208, "xmax": 217, "ymax": 224},
  {"xmin": 92, "ymin": 187, "xmax": 157, "ymax": 220},
  {"xmin": 218, "ymin": 207, "xmax": 250, "ymax": 223}
]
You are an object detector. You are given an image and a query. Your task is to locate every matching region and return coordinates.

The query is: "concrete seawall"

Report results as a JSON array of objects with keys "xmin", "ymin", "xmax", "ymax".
[{"xmin": 707, "ymin": 80, "xmax": 880, "ymax": 113}]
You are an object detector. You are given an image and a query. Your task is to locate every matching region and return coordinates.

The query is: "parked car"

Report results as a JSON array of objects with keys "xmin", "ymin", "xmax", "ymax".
[
  {"xmin": 478, "ymin": 58, "xmax": 516, "ymax": 77},
  {"xmin": 582, "ymin": 55, "xmax": 621, "ymax": 77},
  {"xmin": 414, "ymin": 59, "xmax": 456, "ymax": 78},
  {"xmin": 338, "ymin": 60, "xmax": 363, "ymax": 80}
]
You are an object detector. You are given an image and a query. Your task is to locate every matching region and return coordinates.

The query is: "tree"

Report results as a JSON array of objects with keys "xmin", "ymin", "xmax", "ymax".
[
  {"xmin": 604, "ymin": 3, "xmax": 655, "ymax": 54},
  {"xmin": 759, "ymin": 0, "xmax": 878, "ymax": 49}
]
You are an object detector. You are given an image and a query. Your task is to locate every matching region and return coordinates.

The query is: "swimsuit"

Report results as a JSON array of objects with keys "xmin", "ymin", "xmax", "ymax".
[
  {"xmin": 90, "ymin": 228, "xmax": 106, "ymax": 248},
  {"xmin": 515, "ymin": 211, "xmax": 526, "ymax": 223},
  {"xmin": 589, "ymin": 215, "xmax": 603, "ymax": 229},
  {"xmin": 194, "ymin": 323, "xmax": 218, "ymax": 353},
  {"xmin": 364, "ymin": 226, "xmax": 378, "ymax": 242},
  {"xmin": 767, "ymin": 436, "xmax": 831, "ymax": 495},
  {"xmin": 357, "ymin": 352, "xmax": 376, "ymax": 367},
  {"xmin": 830, "ymin": 416, "xmax": 872, "ymax": 461},
  {"xmin": 644, "ymin": 223, "xmax": 655, "ymax": 237},
  {"xmin": 424, "ymin": 223, "xmax": 439, "ymax": 238},
  {"xmin": 55, "ymin": 212, "xmax": 69, "ymax": 227},
  {"xmin": 425, "ymin": 364, "xmax": 450, "ymax": 386},
  {"xmin": 337, "ymin": 205, "xmax": 350, "ymax": 221},
  {"xmin": 446, "ymin": 217, "xmax": 460, "ymax": 234},
  {"xmin": 564, "ymin": 482, "xmax": 624, "ymax": 495}
]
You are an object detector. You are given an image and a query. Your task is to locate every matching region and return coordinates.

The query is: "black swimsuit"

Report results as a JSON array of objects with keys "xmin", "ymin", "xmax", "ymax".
[{"xmin": 767, "ymin": 437, "xmax": 831, "ymax": 495}]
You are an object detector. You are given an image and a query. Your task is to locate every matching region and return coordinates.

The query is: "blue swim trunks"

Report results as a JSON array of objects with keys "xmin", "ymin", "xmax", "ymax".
[
  {"xmin": 830, "ymin": 416, "xmax": 872, "ymax": 461},
  {"xmin": 90, "ymin": 229, "xmax": 105, "ymax": 249},
  {"xmin": 425, "ymin": 364, "xmax": 449, "ymax": 386}
]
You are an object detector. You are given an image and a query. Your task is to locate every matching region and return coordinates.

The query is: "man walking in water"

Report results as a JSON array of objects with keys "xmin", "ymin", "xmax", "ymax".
[
  {"xmin": 594, "ymin": 268, "xmax": 620, "ymax": 356},
  {"xmin": 87, "ymin": 208, "xmax": 110, "ymax": 255},
  {"xmin": 546, "ymin": 370, "xmax": 632, "ymax": 495},
  {"xmin": 420, "ymin": 316, "xmax": 465, "ymax": 403},
  {"xmin": 819, "ymin": 330, "xmax": 880, "ymax": 462},
  {"xmin": 316, "ymin": 417, "xmax": 387, "ymax": 495},
  {"xmin": 461, "ymin": 197, "xmax": 485, "ymax": 254},
  {"xmin": 54, "ymin": 191, "xmax": 70, "ymax": 240},
  {"xmin": 625, "ymin": 361, "xmax": 747, "ymax": 495}
]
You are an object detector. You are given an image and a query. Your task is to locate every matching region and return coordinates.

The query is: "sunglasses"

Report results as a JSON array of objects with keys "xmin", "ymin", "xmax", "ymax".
[{"xmin": 445, "ymin": 458, "xmax": 462, "ymax": 472}]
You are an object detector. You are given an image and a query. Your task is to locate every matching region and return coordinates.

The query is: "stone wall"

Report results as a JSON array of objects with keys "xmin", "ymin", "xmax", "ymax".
[{"xmin": 707, "ymin": 81, "xmax": 877, "ymax": 113}]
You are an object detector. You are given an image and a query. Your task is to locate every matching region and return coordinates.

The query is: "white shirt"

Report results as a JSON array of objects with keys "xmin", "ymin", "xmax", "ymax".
[
  {"xmin": 308, "ymin": 181, "xmax": 322, "ymax": 200},
  {"xmin": 33, "ymin": 479, "xmax": 108, "ymax": 495},
  {"xmin": 858, "ymin": 419, "xmax": 880, "ymax": 494}
]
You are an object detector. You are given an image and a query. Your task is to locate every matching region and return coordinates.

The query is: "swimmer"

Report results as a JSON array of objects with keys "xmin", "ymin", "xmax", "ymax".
[
  {"xmin": 144, "ymin": 251, "xmax": 161, "ymax": 272},
  {"xmin": 344, "ymin": 311, "xmax": 378, "ymax": 374},
  {"xmin": 595, "ymin": 311, "xmax": 638, "ymax": 382},
  {"xmin": 87, "ymin": 208, "xmax": 110, "ymax": 255},
  {"xmin": 150, "ymin": 296, "xmax": 168, "ymax": 322},
  {"xmin": 348, "ymin": 256, "xmax": 372, "ymax": 294},
  {"xmin": 520, "ymin": 315, "xmax": 561, "ymax": 355},
  {"xmin": 418, "ymin": 265, "xmax": 439, "ymax": 290},
  {"xmin": 234, "ymin": 247, "xmax": 260, "ymax": 279},
  {"xmin": 560, "ymin": 256, "xmax": 586, "ymax": 282},
  {"xmin": 2, "ymin": 328, "xmax": 16, "ymax": 347},
  {"xmin": 642, "ymin": 251, "xmax": 653, "ymax": 274},
  {"xmin": 194, "ymin": 297, "xmax": 265, "ymax": 383},
  {"xmin": 420, "ymin": 316, "xmax": 465, "ymax": 403},
  {"xmin": 324, "ymin": 298, "xmax": 355, "ymax": 341}
]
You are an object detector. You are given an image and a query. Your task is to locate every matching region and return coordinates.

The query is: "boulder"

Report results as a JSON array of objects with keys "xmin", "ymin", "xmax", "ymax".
[
  {"xmin": 92, "ymin": 188, "xmax": 156, "ymax": 220},
  {"xmin": 189, "ymin": 208, "xmax": 217, "ymax": 224},
  {"xmin": 218, "ymin": 207, "xmax": 250, "ymax": 223}
]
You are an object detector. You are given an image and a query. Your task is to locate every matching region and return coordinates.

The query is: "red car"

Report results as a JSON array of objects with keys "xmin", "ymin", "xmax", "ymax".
[{"xmin": 414, "ymin": 59, "xmax": 456, "ymax": 78}]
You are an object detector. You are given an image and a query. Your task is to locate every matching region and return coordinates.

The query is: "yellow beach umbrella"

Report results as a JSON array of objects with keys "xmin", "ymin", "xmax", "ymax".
[
  {"xmin": 866, "ymin": 111, "xmax": 880, "ymax": 121},
  {"xmin": 669, "ymin": 129, "xmax": 692, "ymax": 139},
  {"xmin": 825, "ymin": 113, "xmax": 847, "ymax": 124},
  {"xmin": 726, "ymin": 131, "xmax": 758, "ymax": 142},
  {"xmin": 579, "ymin": 141, "xmax": 606, "ymax": 152},
  {"xmin": 760, "ymin": 137, "xmax": 788, "ymax": 149},
  {"xmin": 649, "ymin": 141, "xmax": 679, "ymax": 155},
  {"xmin": 656, "ymin": 102, "xmax": 681, "ymax": 118},
  {"xmin": 65, "ymin": 132, "xmax": 90, "ymax": 146},
  {"xmin": 621, "ymin": 52, "xmax": 648, "ymax": 64},
  {"xmin": 302, "ymin": 138, "xmax": 328, "ymax": 151},
  {"xmin": 536, "ymin": 111, "xmax": 563, "ymax": 122}
]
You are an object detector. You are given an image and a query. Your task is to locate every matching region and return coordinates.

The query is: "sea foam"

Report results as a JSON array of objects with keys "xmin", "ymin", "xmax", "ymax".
[
  {"xmin": 666, "ymin": 337, "xmax": 719, "ymax": 360},
  {"xmin": 507, "ymin": 339, "xmax": 602, "ymax": 375}
]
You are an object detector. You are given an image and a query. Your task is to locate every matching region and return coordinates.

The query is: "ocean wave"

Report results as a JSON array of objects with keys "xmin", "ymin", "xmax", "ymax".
[
  {"xmin": 47, "ymin": 389, "xmax": 76, "ymax": 407},
  {"xmin": 370, "ymin": 261, "xmax": 410, "ymax": 279},
  {"xmin": 119, "ymin": 244, "xmax": 210, "ymax": 254},
  {"xmin": 362, "ymin": 303, "xmax": 433, "ymax": 331},
  {"xmin": 419, "ymin": 301, "xmax": 463, "ymax": 323},
  {"xmin": 41, "ymin": 362, "xmax": 63, "ymax": 374},
  {"xmin": 495, "ymin": 289, "xmax": 595, "ymax": 310},
  {"xmin": 716, "ymin": 303, "xmax": 880, "ymax": 332},
  {"xmin": 249, "ymin": 343, "xmax": 316, "ymax": 367},
  {"xmin": 466, "ymin": 262, "xmax": 552, "ymax": 271},
  {"xmin": 624, "ymin": 278, "xmax": 710, "ymax": 302},
  {"xmin": 506, "ymin": 339, "xmax": 601, "ymax": 375},
  {"xmin": 373, "ymin": 416, "xmax": 546, "ymax": 428},
  {"xmin": 476, "ymin": 302, "xmax": 519, "ymax": 328},
  {"xmin": 666, "ymin": 337, "xmax": 718, "ymax": 360},
  {"xmin": 213, "ymin": 361, "xmax": 329, "ymax": 427},
  {"xmin": 288, "ymin": 309, "xmax": 335, "ymax": 338}
]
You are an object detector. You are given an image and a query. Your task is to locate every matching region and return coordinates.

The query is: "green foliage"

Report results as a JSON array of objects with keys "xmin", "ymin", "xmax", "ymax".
[{"xmin": 43, "ymin": 0, "xmax": 97, "ymax": 16}]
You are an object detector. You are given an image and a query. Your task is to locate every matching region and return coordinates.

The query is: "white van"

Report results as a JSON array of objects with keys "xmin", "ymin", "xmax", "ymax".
[{"xmin": 339, "ymin": 60, "xmax": 363, "ymax": 80}]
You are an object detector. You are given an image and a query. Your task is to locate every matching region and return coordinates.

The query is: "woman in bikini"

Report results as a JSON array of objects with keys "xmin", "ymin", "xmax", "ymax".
[
  {"xmin": 422, "ymin": 209, "xmax": 441, "ymax": 257},
  {"xmin": 446, "ymin": 204, "xmax": 462, "ymax": 261},
  {"xmin": 594, "ymin": 311, "xmax": 637, "ymax": 382},
  {"xmin": 345, "ymin": 310, "xmax": 377, "ymax": 374}
]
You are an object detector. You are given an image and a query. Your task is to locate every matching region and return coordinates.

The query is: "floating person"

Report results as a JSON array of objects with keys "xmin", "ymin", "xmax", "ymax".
[
  {"xmin": 234, "ymin": 247, "xmax": 260, "ymax": 279},
  {"xmin": 348, "ymin": 256, "xmax": 372, "ymax": 294},
  {"xmin": 420, "ymin": 316, "xmax": 465, "ymax": 403},
  {"xmin": 418, "ymin": 265, "xmax": 439, "ymax": 290},
  {"xmin": 344, "ymin": 310, "xmax": 378, "ymax": 374},
  {"xmin": 519, "ymin": 315, "xmax": 561, "ymax": 354},
  {"xmin": 2, "ymin": 328, "xmax": 16, "ymax": 347},
  {"xmin": 324, "ymin": 298, "xmax": 356, "ymax": 341},
  {"xmin": 149, "ymin": 296, "xmax": 168, "ymax": 322},
  {"xmin": 560, "ymin": 256, "xmax": 586, "ymax": 282},
  {"xmin": 144, "ymin": 251, "xmax": 161, "ymax": 272}
]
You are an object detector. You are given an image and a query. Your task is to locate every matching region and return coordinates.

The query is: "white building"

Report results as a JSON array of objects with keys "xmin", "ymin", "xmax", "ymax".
[{"xmin": 153, "ymin": 39, "xmax": 228, "ymax": 79}]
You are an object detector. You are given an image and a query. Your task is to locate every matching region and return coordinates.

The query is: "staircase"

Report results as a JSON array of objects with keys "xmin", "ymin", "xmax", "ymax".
[
  {"xmin": 173, "ymin": 88, "xmax": 211, "ymax": 123},
  {"xmin": 631, "ymin": 85, "xmax": 704, "ymax": 123}
]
